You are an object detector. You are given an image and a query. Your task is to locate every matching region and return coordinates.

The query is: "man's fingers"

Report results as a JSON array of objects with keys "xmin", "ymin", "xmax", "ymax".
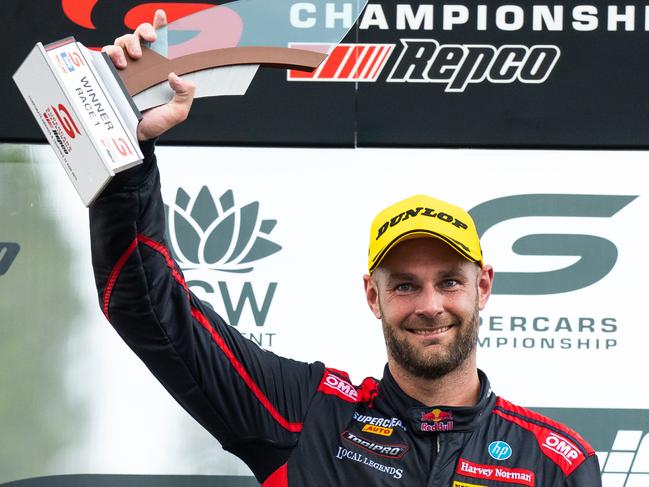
[
  {"xmin": 168, "ymin": 72, "xmax": 196, "ymax": 121},
  {"xmin": 102, "ymin": 45, "xmax": 126, "ymax": 69},
  {"xmin": 134, "ymin": 22, "xmax": 157, "ymax": 43},
  {"xmin": 135, "ymin": 73, "xmax": 196, "ymax": 141},
  {"xmin": 169, "ymin": 73, "xmax": 195, "ymax": 98},
  {"xmin": 114, "ymin": 33, "xmax": 142, "ymax": 58},
  {"xmin": 153, "ymin": 9, "xmax": 167, "ymax": 30}
]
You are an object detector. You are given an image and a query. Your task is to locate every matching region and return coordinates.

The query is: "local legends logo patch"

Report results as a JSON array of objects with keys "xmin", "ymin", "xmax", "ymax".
[
  {"xmin": 421, "ymin": 408, "xmax": 454, "ymax": 432},
  {"xmin": 164, "ymin": 187, "xmax": 281, "ymax": 273}
]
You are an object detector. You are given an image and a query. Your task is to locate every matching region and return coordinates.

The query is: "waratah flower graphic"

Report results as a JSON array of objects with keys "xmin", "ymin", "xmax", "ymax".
[{"xmin": 164, "ymin": 187, "xmax": 281, "ymax": 272}]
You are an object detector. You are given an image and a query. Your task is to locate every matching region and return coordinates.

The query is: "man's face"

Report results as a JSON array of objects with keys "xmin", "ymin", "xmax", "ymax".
[{"xmin": 364, "ymin": 238, "xmax": 493, "ymax": 380}]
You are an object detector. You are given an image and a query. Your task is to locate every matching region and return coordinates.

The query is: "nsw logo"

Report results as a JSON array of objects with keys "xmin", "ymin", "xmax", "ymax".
[
  {"xmin": 165, "ymin": 187, "xmax": 281, "ymax": 273},
  {"xmin": 488, "ymin": 440, "xmax": 512, "ymax": 460},
  {"xmin": 164, "ymin": 187, "xmax": 281, "ymax": 331}
]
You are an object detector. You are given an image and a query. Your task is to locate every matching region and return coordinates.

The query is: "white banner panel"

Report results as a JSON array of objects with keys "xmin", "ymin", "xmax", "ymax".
[
  {"xmin": 157, "ymin": 146, "xmax": 649, "ymax": 410},
  {"xmin": 1, "ymin": 144, "xmax": 648, "ymax": 484}
]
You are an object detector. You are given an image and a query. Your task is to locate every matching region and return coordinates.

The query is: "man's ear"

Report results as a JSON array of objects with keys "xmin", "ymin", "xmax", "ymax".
[
  {"xmin": 477, "ymin": 264, "xmax": 494, "ymax": 311},
  {"xmin": 363, "ymin": 273, "xmax": 382, "ymax": 319}
]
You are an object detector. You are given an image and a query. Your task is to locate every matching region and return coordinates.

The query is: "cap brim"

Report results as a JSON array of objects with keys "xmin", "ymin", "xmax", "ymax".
[{"xmin": 369, "ymin": 229, "xmax": 482, "ymax": 272}]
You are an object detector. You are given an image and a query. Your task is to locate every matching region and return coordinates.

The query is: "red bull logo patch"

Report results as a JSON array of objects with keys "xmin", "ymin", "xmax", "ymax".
[{"xmin": 421, "ymin": 408, "xmax": 454, "ymax": 432}]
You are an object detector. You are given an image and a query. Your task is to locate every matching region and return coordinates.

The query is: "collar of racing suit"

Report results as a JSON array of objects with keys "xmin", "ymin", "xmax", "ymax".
[{"xmin": 376, "ymin": 366, "xmax": 497, "ymax": 435}]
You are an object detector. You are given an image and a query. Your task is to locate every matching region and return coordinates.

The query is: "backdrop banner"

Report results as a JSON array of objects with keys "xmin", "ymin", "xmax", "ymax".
[
  {"xmin": 1, "ymin": 144, "xmax": 648, "ymax": 486},
  {"xmin": 5, "ymin": 0, "xmax": 649, "ymax": 147}
]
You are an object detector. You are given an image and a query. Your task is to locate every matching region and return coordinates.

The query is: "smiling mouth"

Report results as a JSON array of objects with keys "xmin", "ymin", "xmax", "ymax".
[{"xmin": 407, "ymin": 325, "xmax": 454, "ymax": 336}]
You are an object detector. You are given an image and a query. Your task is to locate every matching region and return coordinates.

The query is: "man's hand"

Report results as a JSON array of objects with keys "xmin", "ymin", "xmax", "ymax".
[{"xmin": 102, "ymin": 9, "xmax": 195, "ymax": 141}]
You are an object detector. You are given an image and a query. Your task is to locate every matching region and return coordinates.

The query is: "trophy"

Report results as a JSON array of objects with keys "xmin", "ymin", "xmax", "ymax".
[{"xmin": 13, "ymin": 0, "xmax": 367, "ymax": 206}]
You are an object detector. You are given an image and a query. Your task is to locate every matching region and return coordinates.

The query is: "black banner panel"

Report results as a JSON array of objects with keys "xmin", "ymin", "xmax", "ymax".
[{"xmin": 4, "ymin": 1, "xmax": 649, "ymax": 147}]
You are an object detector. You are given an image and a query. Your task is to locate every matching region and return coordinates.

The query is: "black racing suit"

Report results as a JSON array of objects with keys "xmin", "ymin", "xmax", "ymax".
[{"xmin": 90, "ymin": 142, "xmax": 602, "ymax": 486}]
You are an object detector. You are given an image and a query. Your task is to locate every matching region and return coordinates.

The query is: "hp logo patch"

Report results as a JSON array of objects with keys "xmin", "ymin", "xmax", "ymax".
[{"xmin": 488, "ymin": 441, "xmax": 512, "ymax": 460}]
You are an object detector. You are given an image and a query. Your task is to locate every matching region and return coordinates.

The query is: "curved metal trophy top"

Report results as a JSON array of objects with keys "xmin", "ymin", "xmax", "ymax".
[{"xmin": 119, "ymin": 0, "xmax": 368, "ymax": 98}]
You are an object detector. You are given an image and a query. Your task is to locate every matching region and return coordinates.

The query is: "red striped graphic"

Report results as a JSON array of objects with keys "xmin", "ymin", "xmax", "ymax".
[{"xmin": 288, "ymin": 43, "xmax": 395, "ymax": 82}]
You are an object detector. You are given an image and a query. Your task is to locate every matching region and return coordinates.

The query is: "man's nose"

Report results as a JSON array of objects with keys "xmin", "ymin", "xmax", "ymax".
[{"xmin": 414, "ymin": 285, "xmax": 444, "ymax": 318}]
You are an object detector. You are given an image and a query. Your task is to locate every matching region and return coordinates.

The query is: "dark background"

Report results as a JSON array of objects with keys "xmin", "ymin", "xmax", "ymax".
[{"xmin": 5, "ymin": 0, "xmax": 649, "ymax": 147}]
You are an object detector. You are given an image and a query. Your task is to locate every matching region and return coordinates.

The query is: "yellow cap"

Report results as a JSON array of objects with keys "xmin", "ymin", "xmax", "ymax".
[{"xmin": 368, "ymin": 195, "xmax": 483, "ymax": 272}]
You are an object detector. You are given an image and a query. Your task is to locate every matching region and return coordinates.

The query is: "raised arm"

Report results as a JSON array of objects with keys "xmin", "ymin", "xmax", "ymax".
[{"xmin": 90, "ymin": 12, "xmax": 325, "ymax": 482}]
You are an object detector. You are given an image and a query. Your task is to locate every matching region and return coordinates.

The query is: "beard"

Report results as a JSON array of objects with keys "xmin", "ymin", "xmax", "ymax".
[{"xmin": 382, "ymin": 308, "xmax": 479, "ymax": 381}]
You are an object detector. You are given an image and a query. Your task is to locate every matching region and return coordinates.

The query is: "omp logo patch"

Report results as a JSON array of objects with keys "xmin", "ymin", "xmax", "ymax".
[
  {"xmin": 165, "ymin": 187, "xmax": 281, "ymax": 273},
  {"xmin": 542, "ymin": 432, "xmax": 583, "ymax": 465},
  {"xmin": 318, "ymin": 371, "xmax": 358, "ymax": 402}
]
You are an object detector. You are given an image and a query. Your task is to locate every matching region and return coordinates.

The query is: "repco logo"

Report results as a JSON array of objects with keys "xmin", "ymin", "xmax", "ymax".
[
  {"xmin": 52, "ymin": 104, "xmax": 81, "ymax": 139},
  {"xmin": 0, "ymin": 243, "xmax": 20, "ymax": 276},
  {"xmin": 387, "ymin": 39, "xmax": 560, "ymax": 92},
  {"xmin": 469, "ymin": 194, "xmax": 636, "ymax": 295}
]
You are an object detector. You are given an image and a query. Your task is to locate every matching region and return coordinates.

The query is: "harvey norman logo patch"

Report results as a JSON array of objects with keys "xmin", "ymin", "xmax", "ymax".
[{"xmin": 456, "ymin": 459, "xmax": 535, "ymax": 487}]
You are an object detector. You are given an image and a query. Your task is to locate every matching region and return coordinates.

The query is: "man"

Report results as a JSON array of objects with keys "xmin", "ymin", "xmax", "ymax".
[{"xmin": 92, "ymin": 11, "xmax": 602, "ymax": 485}]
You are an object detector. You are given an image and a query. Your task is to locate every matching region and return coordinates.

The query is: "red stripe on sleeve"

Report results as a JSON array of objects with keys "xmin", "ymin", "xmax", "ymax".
[
  {"xmin": 262, "ymin": 463, "xmax": 288, "ymax": 486},
  {"xmin": 138, "ymin": 235, "xmax": 189, "ymax": 293},
  {"xmin": 192, "ymin": 307, "xmax": 303, "ymax": 433},
  {"xmin": 103, "ymin": 237, "xmax": 138, "ymax": 318},
  {"xmin": 493, "ymin": 398, "xmax": 593, "ymax": 476},
  {"xmin": 495, "ymin": 398, "xmax": 595, "ymax": 455},
  {"xmin": 137, "ymin": 235, "xmax": 303, "ymax": 434}
]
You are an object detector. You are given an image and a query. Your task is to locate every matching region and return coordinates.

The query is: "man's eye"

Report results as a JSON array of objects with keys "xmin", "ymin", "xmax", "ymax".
[
  {"xmin": 396, "ymin": 283, "xmax": 414, "ymax": 293},
  {"xmin": 441, "ymin": 279, "xmax": 459, "ymax": 289}
]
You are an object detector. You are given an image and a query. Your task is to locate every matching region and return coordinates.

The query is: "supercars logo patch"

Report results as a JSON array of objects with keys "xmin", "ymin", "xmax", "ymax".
[
  {"xmin": 456, "ymin": 459, "xmax": 535, "ymax": 487},
  {"xmin": 341, "ymin": 431, "xmax": 409, "ymax": 459},
  {"xmin": 453, "ymin": 482, "xmax": 487, "ymax": 487}
]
